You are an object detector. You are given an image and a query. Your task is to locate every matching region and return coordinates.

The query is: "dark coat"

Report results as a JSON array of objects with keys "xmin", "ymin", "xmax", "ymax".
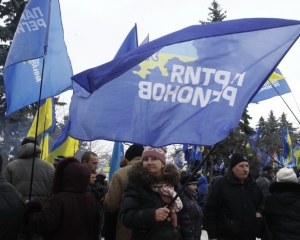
[
  {"xmin": 120, "ymin": 162, "xmax": 193, "ymax": 240},
  {"xmin": 256, "ymin": 172, "xmax": 272, "ymax": 199},
  {"xmin": 265, "ymin": 181, "xmax": 300, "ymax": 240},
  {"xmin": 0, "ymin": 172, "xmax": 25, "ymax": 240},
  {"xmin": 182, "ymin": 186, "xmax": 203, "ymax": 239},
  {"xmin": 25, "ymin": 158, "xmax": 99, "ymax": 240},
  {"xmin": 203, "ymin": 170, "xmax": 264, "ymax": 240}
]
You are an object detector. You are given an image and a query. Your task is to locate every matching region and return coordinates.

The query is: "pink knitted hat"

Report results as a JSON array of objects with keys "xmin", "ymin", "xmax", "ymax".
[{"xmin": 142, "ymin": 146, "xmax": 167, "ymax": 164}]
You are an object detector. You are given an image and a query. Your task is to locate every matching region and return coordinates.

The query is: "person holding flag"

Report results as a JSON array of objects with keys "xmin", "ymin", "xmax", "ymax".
[
  {"xmin": 119, "ymin": 146, "xmax": 192, "ymax": 240},
  {"xmin": 3, "ymin": 137, "xmax": 54, "ymax": 240}
]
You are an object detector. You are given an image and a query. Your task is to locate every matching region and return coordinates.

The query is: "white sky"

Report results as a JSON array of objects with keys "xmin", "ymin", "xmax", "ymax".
[{"xmin": 58, "ymin": 0, "xmax": 300, "ymax": 130}]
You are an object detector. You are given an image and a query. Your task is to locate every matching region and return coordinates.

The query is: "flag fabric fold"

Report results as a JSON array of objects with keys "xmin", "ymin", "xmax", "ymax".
[
  {"xmin": 40, "ymin": 133, "xmax": 49, "ymax": 160},
  {"xmin": 3, "ymin": 0, "xmax": 73, "ymax": 116},
  {"xmin": 250, "ymin": 68, "xmax": 291, "ymax": 103},
  {"xmin": 72, "ymin": 18, "xmax": 300, "ymax": 93},
  {"xmin": 46, "ymin": 120, "xmax": 79, "ymax": 165},
  {"xmin": 27, "ymin": 97, "xmax": 56, "ymax": 137},
  {"xmin": 68, "ymin": 18, "xmax": 300, "ymax": 147},
  {"xmin": 108, "ymin": 142, "xmax": 124, "ymax": 181}
]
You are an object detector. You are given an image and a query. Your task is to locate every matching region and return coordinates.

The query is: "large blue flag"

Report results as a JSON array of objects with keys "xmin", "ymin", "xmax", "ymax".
[
  {"xmin": 250, "ymin": 68, "xmax": 291, "ymax": 103},
  {"xmin": 108, "ymin": 142, "xmax": 124, "ymax": 181},
  {"xmin": 68, "ymin": 18, "xmax": 300, "ymax": 147},
  {"xmin": 3, "ymin": 0, "xmax": 72, "ymax": 116}
]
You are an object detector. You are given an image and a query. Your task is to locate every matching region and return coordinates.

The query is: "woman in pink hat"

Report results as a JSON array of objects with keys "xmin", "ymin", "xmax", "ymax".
[{"xmin": 120, "ymin": 146, "xmax": 192, "ymax": 240}]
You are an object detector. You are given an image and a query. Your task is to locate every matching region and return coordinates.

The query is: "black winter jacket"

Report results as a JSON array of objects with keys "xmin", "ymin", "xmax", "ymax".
[
  {"xmin": 0, "ymin": 172, "xmax": 25, "ymax": 240},
  {"xmin": 203, "ymin": 170, "xmax": 264, "ymax": 240},
  {"xmin": 256, "ymin": 172, "xmax": 273, "ymax": 199},
  {"xmin": 120, "ymin": 162, "xmax": 193, "ymax": 240},
  {"xmin": 182, "ymin": 186, "xmax": 203, "ymax": 239},
  {"xmin": 265, "ymin": 181, "xmax": 300, "ymax": 240}
]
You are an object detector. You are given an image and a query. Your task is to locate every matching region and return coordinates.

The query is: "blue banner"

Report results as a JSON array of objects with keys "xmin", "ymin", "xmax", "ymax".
[
  {"xmin": 250, "ymin": 68, "xmax": 291, "ymax": 103},
  {"xmin": 68, "ymin": 18, "xmax": 300, "ymax": 147},
  {"xmin": 3, "ymin": 0, "xmax": 72, "ymax": 116},
  {"xmin": 109, "ymin": 142, "xmax": 124, "ymax": 181}
]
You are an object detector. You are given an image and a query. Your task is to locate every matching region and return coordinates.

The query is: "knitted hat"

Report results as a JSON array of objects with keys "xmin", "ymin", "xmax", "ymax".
[
  {"xmin": 180, "ymin": 174, "xmax": 198, "ymax": 185},
  {"xmin": 262, "ymin": 165, "xmax": 274, "ymax": 174},
  {"xmin": 229, "ymin": 153, "xmax": 248, "ymax": 169},
  {"xmin": 142, "ymin": 146, "xmax": 167, "ymax": 164},
  {"xmin": 21, "ymin": 137, "xmax": 39, "ymax": 146},
  {"xmin": 276, "ymin": 167, "xmax": 298, "ymax": 183},
  {"xmin": 125, "ymin": 145, "xmax": 144, "ymax": 161}
]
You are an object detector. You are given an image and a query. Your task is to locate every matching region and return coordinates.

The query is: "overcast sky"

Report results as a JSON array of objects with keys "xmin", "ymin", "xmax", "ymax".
[{"xmin": 58, "ymin": 0, "xmax": 300, "ymax": 130}]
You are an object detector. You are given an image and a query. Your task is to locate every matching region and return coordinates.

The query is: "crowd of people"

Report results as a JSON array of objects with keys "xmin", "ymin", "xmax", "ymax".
[{"xmin": 1, "ymin": 138, "xmax": 300, "ymax": 240}]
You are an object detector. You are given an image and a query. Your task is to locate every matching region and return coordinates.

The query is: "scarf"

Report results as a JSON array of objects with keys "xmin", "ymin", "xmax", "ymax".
[{"xmin": 151, "ymin": 183, "xmax": 183, "ymax": 227}]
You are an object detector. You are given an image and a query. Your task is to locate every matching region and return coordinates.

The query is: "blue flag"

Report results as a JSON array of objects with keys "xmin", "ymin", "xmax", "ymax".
[
  {"xmin": 68, "ymin": 18, "xmax": 300, "ymax": 147},
  {"xmin": 248, "ymin": 125, "xmax": 262, "ymax": 149},
  {"xmin": 3, "ymin": 0, "xmax": 73, "ymax": 116},
  {"xmin": 174, "ymin": 151, "xmax": 184, "ymax": 169},
  {"xmin": 109, "ymin": 142, "xmax": 124, "ymax": 181},
  {"xmin": 250, "ymin": 68, "xmax": 291, "ymax": 103}
]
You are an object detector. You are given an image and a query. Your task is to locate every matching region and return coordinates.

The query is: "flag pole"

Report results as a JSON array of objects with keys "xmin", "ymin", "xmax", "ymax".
[
  {"xmin": 143, "ymin": 143, "xmax": 220, "ymax": 240},
  {"xmin": 28, "ymin": 0, "xmax": 51, "ymax": 201},
  {"xmin": 268, "ymin": 79, "xmax": 300, "ymax": 125}
]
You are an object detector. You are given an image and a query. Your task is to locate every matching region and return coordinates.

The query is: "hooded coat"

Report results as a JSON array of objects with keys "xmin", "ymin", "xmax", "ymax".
[
  {"xmin": 204, "ymin": 170, "xmax": 264, "ymax": 240},
  {"xmin": 265, "ymin": 181, "xmax": 300, "ymax": 240},
  {"xmin": 3, "ymin": 143, "xmax": 54, "ymax": 204},
  {"xmin": 120, "ymin": 162, "xmax": 193, "ymax": 240},
  {"xmin": 24, "ymin": 158, "xmax": 99, "ymax": 240}
]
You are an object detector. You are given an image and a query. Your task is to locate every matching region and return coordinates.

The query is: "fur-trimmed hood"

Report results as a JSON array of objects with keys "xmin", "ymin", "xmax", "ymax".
[
  {"xmin": 51, "ymin": 157, "xmax": 90, "ymax": 194},
  {"xmin": 17, "ymin": 143, "xmax": 41, "ymax": 159},
  {"xmin": 127, "ymin": 161, "xmax": 180, "ymax": 187}
]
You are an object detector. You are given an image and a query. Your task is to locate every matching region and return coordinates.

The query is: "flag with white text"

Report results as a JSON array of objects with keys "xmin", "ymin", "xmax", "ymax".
[
  {"xmin": 250, "ymin": 68, "xmax": 291, "ymax": 103},
  {"xmin": 3, "ymin": 0, "xmax": 72, "ymax": 116},
  {"xmin": 68, "ymin": 18, "xmax": 300, "ymax": 147}
]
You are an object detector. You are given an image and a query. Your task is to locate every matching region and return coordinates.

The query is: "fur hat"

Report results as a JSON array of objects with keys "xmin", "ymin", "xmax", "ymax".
[
  {"xmin": 276, "ymin": 167, "xmax": 298, "ymax": 183},
  {"xmin": 180, "ymin": 174, "xmax": 198, "ymax": 185},
  {"xmin": 142, "ymin": 146, "xmax": 167, "ymax": 164},
  {"xmin": 229, "ymin": 153, "xmax": 248, "ymax": 169},
  {"xmin": 21, "ymin": 137, "xmax": 39, "ymax": 146},
  {"xmin": 262, "ymin": 165, "xmax": 274, "ymax": 174},
  {"xmin": 125, "ymin": 145, "xmax": 144, "ymax": 161}
]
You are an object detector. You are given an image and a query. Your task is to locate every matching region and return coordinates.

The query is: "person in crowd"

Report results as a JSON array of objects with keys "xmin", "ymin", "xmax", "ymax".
[
  {"xmin": 3, "ymin": 137, "xmax": 54, "ymax": 240},
  {"xmin": 24, "ymin": 157, "xmax": 99, "ymax": 240},
  {"xmin": 53, "ymin": 155, "xmax": 65, "ymax": 169},
  {"xmin": 204, "ymin": 152, "xmax": 264, "ymax": 240},
  {"xmin": 180, "ymin": 174, "xmax": 203, "ymax": 240},
  {"xmin": 81, "ymin": 151, "xmax": 107, "ymax": 239},
  {"xmin": 120, "ymin": 146, "xmax": 192, "ymax": 240},
  {"xmin": 256, "ymin": 165, "xmax": 275, "ymax": 240},
  {"xmin": 197, "ymin": 174, "xmax": 208, "ymax": 210},
  {"xmin": 265, "ymin": 167, "xmax": 300, "ymax": 240},
  {"xmin": 90, "ymin": 173, "xmax": 97, "ymax": 185},
  {"xmin": 0, "ymin": 154, "xmax": 25, "ymax": 240},
  {"xmin": 256, "ymin": 165, "xmax": 275, "ymax": 198},
  {"xmin": 81, "ymin": 151, "xmax": 100, "ymax": 174},
  {"xmin": 104, "ymin": 144, "xmax": 144, "ymax": 240}
]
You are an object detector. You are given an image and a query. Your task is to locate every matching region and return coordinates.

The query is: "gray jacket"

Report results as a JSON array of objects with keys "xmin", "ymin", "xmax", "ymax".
[{"xmin": 3, "ymin": 143, "xmax": 54, "ymax": 204}]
